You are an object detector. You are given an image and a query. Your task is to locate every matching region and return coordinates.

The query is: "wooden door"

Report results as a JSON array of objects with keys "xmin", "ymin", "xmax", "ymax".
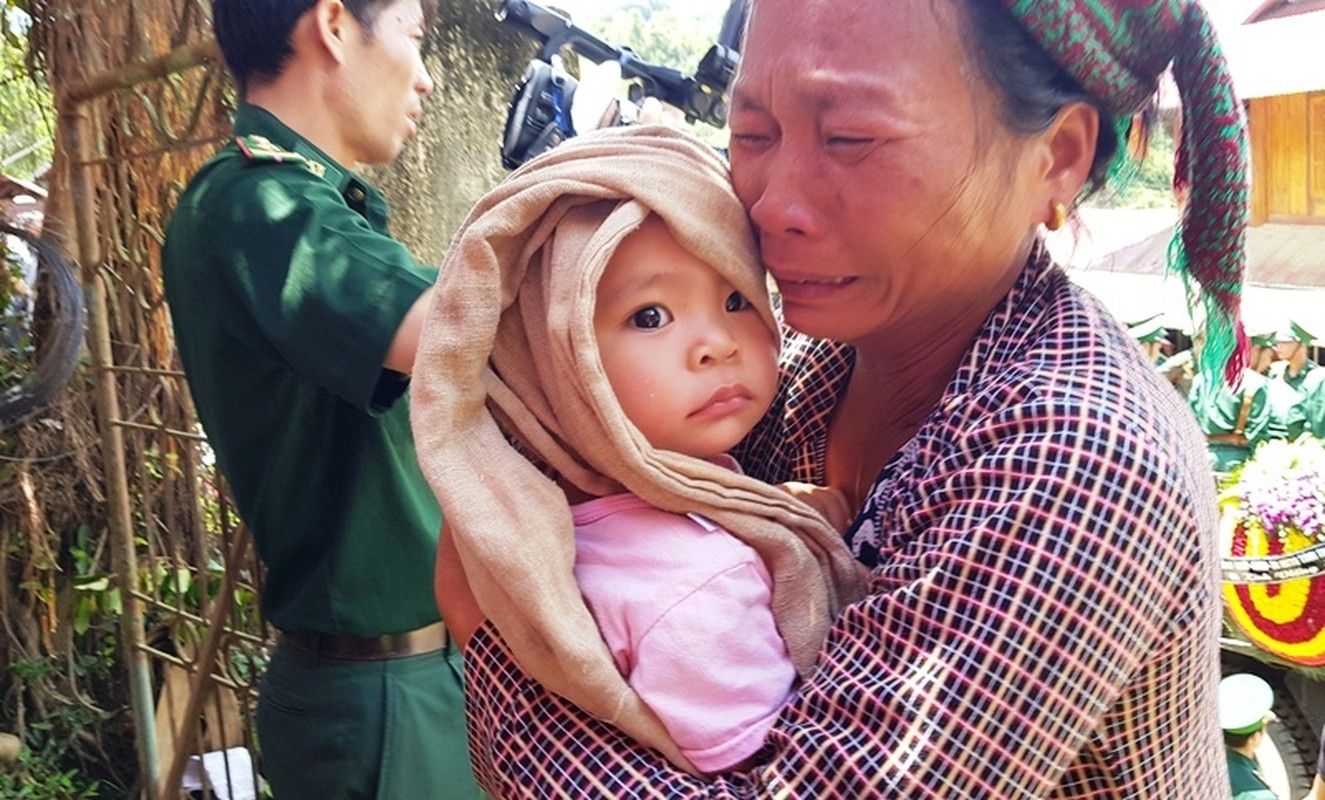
[
  {"xmin": 1311, "ymin": 92, "xmax": 1325, "ymax": 218},
  {"xmin": 1265, "ymin": 93, "xmax": 1310, "ymax": 219}
]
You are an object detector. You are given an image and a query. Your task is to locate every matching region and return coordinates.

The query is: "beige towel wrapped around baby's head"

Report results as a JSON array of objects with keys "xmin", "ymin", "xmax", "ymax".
[{"xmin": 410, "ymin": 125, "xmax": 865, "ymax": 770}]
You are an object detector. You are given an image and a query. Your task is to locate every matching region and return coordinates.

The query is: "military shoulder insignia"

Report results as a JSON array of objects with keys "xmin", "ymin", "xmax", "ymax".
[{"xmin": 235, "ymin": 135, "xmax": 327, "ymax": 178}]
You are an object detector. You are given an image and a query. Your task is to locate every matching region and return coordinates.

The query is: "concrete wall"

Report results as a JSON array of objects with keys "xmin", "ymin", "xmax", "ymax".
[{"xmin": 363, "ymin": 0, "xmax": 538, "ymax": 266}]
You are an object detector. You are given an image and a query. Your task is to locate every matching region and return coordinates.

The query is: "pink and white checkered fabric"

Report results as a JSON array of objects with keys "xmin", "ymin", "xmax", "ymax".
[{"xmin": 461, "ymin": 251, "xmax": 1228, "ymax": 798}]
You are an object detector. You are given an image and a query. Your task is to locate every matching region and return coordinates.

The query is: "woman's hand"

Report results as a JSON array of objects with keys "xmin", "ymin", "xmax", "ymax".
[
  {"xmin": 778, "ymin": 481, "xmax": 853, "ymax": 532},
  {"xmin": 434, "ymin": 521, "xmax": 485, "ymax": 651}
]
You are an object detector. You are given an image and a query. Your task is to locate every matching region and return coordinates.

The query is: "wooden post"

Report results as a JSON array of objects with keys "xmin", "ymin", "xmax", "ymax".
[
  {"xmin": 158, "ymin": 531, "xmax": 250, "ymax": 798},
  {"xmin": 60, "ymin": 101, "xmax": 162, "ymax": 800}
]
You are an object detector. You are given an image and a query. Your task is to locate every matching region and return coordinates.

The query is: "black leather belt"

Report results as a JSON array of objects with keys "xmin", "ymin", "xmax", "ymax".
[{"xmin": 278, "ymin": 621, "xmax": 448, "ymax": 661}]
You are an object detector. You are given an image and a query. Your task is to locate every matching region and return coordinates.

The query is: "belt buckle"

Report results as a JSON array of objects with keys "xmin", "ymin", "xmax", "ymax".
[{"xmin": 280, "ymin": 622, "xmax": 448, "ymax": 661}]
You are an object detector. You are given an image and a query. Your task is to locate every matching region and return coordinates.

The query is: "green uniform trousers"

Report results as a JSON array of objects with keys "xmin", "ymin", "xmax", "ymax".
[{"xmin": 256, "ymin": 642, "xmax": 482, "ymax": 799}]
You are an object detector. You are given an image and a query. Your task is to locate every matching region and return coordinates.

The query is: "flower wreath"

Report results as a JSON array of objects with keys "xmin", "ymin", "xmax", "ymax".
[{"xmin": 1219, "ymin": 435, "xmax": 1325, "ymax": 665}]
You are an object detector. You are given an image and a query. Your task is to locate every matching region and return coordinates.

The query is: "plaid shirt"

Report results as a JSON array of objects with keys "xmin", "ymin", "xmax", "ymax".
[{"xmin": 462, "ymin": 255, "xmax": 1228, "ymax": 798}]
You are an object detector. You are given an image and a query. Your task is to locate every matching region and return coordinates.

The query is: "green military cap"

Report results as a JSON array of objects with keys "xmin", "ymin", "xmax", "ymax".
[
  {"xmin": 1218, "ymin": 673, "xmax": 1275, "ymax": 735},
  {"xmin": 1279, "ymin": 320, "xmax": 1317, "ymax": 345},
  {"xmin": 1249, "ymin": 331, "xmax": 1277, "ymax": 348},
  {"xmin": 1127, "ymin": 315, "xmax": 1168, "ymax": 344}
]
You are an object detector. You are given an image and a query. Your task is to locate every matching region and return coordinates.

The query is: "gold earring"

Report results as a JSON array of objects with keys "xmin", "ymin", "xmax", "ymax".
[{"xmin": 1046, "ymin": 202, "xmax": 1067, "ymax": 231}]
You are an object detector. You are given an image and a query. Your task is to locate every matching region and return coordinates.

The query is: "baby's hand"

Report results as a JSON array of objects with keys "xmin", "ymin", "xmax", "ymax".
[{"xmin": 779, "ymin": 482, "xmax": 852, "ymax": 533}]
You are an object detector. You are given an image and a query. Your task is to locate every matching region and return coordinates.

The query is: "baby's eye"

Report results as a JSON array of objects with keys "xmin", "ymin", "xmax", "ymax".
[
  {"xmin": 725, "ymin": 291, "xmax": 752, "ymax": 312},
  {"xmin": 630, "ymin": 305, "xmax": 672, "ymax": 330}
]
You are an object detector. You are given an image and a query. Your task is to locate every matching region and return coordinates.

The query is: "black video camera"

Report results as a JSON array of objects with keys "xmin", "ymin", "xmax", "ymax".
[{"xmin": 494, "ymin": 0, "xmax": 740, "ymax": 169}]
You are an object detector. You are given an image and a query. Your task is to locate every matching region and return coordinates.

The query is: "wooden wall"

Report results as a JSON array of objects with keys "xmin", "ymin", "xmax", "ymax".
[{"xmin": 1248, "ymin": 91, "xmax": 1325, "ymax": 225}]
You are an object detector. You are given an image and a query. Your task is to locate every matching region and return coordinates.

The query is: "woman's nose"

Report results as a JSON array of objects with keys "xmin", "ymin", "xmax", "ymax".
[{"xmin": 741, "ymin": 155, "xmax": 821, "ymax": 239}]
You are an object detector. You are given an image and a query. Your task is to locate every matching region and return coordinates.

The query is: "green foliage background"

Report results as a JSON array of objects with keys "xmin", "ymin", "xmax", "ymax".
[
  {"xmin": 0, "ymin": 6, "xmax": 53, "ymax": 391},
  {"xmin": 0, "ymin": 8, "xmax": 53, "ymax": 180},
  {"xmin": 573, "ymin": 3, "xmax": 730, "ymax": 148},
  {"xmin": 1, "ymin": 7, "xmax": 110, "ymax": 798},
  {"xmin": 1092, "ymin": 120, "xmax": 1179, "ymax": 210}
]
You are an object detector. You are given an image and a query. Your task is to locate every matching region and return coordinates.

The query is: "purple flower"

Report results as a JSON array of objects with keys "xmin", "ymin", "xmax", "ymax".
[{"xmin": 1222, "ymin": 436, "xmax": 1325, "ymax": 544}]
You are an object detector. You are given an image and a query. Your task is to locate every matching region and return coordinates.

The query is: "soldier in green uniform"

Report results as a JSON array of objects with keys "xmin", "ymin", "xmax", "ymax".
[
  {"xmin": 1156, "ymin": 349, "xmax": 1193, "ymax": 398},
  {"xmin": 1272, "ymin": 321, "xmax": 1319, "ymax": 388},
  {"xmin": 1249, "ymin": 330, "xmax": 1278, "ymax": 376},
  {"xmin": 1267, "ymin": 321, "xmax": 1322, "ymax": 441},
  {"xmin": 161, "ymin": 0, "xmax": 480, "ymax": 797},
  {"xmin": 1188, "ymin": 365, "xmax": 1271, "ymax": 474},
  {"xmin": 1126, "ymin": 314, "xmax": 1170, "ymax": 365},
  {"xmin": 1219, "ymin": 673, "xmax": 1280, "ymax": 800},
  {"xmin": 1302, "ymin": 371, "xmax": 1325, "ymax": 441},
  {"xmin": 1276, "ymin": 322, "xmax": 1325, "ymax": 441}
]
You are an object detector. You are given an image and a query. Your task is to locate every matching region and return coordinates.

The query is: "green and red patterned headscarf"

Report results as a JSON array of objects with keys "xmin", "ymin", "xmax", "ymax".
[{"xmin": 1004, "ymin": 0, "xmax": 1249, "ymax": 387}]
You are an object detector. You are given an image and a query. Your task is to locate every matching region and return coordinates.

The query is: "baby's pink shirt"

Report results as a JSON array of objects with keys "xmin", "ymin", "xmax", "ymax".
[{"xmin": 572, "ymin": 492, "xmax": 796, "ymax": 774}]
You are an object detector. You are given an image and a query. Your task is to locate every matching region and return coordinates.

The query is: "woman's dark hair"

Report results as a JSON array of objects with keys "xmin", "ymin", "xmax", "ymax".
[
  {"xmin": 213, "ymin": 0, "xmax": 437, "ymax": 94},
  {"xmin": 954, "ymin": 0, "xmax": 1129, "ymax": 203}
]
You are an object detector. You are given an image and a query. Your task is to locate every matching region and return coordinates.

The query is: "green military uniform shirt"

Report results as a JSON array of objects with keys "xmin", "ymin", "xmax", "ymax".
[
  {"xmin": 1226, "ymin": 748, "xmax": 1278, "ymax": 799},
  {"xmin": 1188, "ymin": 369, "xmax": 1271, "ymax": 473},
  {"xmin": 163, "ymin": 104, "xmax": 441, "ymax": 637},
  {"xmin": 1296, "ymin": 369, "xmax": 1325, "ymax": 441},
  {"xmin": 1267, "ymin": 361, "xmax": 1320, "ymax": 441},
  {"xmin": 1274, "ymin": 360, "xmax": 1318, "ymax": 391}
]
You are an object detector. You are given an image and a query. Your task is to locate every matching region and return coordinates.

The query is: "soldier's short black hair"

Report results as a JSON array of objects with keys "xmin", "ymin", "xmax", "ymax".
[{"xmin": 213, "ymin": 0, "xmax": 438, "ymax": 94}]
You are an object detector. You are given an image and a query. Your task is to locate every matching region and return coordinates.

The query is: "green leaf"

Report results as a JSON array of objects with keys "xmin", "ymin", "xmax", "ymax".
[
  {"xmin": 72, "ymin": 575, "xmax": 110, "ymax": 592},
  {"xmin": 73, "ymin": 599, "xmax": 90, "ymax": 636},
  {"xmin": 105, "ymin": 588, "xmax": 122, "ymax": 616},
  {"xmin": 172, "ymin": 568, "xmax": 192, "ymax": 596}
]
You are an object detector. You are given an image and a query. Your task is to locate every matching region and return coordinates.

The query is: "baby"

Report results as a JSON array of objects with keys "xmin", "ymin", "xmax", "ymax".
[
  {"xmin": 412, "ymin": 125, "xmax": 865, "ymax": 776},
  {"xmin": 573, "ymin": 212, "xmax": 797, "ymax": 773}
]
